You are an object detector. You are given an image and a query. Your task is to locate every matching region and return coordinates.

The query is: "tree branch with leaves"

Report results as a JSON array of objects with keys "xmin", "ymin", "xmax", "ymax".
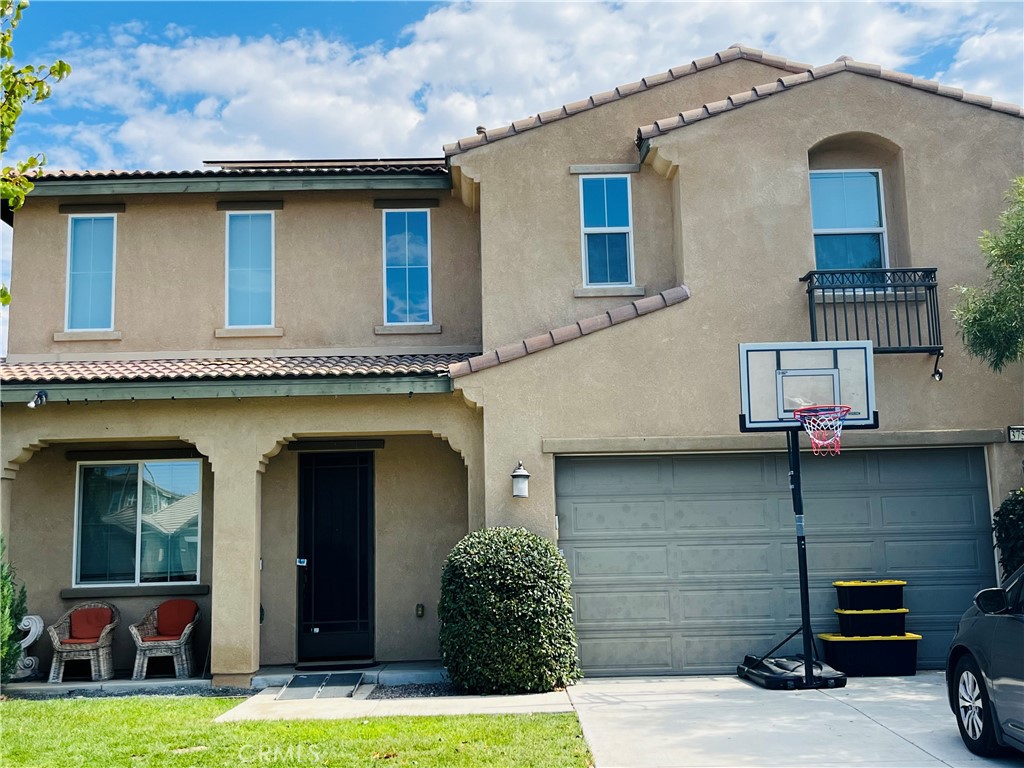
[
  {"xmin": 1, "ymin": 0, "xmax": 71, "ymax": 305},
  {"xmin": 953, "ymin": 177, "xmax": 1024, "ymax": 372}
]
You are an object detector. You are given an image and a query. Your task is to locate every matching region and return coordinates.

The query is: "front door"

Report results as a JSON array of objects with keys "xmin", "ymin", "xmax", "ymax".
[{"xmin": 297, "ymin": 452, "xmax": 374, "ymax": 661}]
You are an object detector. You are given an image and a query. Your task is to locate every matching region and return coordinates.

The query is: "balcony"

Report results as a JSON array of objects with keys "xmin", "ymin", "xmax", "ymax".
[{"xmin": 799, "ymin": 269, "xmax": 942, "ymax": 355}]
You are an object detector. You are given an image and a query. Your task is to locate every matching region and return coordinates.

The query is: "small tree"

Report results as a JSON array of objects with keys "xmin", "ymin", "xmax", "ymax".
[
  {"xmin": 438, "ymin": 527, "xmax": 581, "ymax": 694},
  {"xmin": 993, "ymin": 488, "xmax": 1024, "ymax": 580},
  {"xmin": 1, "ymin": 0, "xmax": 72, "ymax": 305},
  {"xmin": 1, "ymin": 536, "xmax": 28, "ymax": 684},
  {"xmin": 953, "ymin": 177, "xmax": 1024, "ymax": 372}
]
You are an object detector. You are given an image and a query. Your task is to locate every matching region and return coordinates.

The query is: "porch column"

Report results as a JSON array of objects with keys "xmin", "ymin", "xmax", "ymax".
[
  {"xmin": 0, "ymin": 474, "xmax": 14, "ymax": 548},
  {"xmin": 206, "ymin": 449, "xmax": 263, "ymax": 686}
]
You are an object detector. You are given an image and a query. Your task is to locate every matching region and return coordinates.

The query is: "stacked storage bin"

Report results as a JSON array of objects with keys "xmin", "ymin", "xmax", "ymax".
[{"xmin": 817, "ymin": 580, "xmax": 921, "ymax": 676}]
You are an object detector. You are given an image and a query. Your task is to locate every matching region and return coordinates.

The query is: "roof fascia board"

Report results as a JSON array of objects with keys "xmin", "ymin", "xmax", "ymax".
[
  {"xmin": 30, "ymin": 176, "xmax": 451, "ymax": 197},
  {"xmin": 0, "ymin": 376, "xmax": 452, "ymax": 404}
]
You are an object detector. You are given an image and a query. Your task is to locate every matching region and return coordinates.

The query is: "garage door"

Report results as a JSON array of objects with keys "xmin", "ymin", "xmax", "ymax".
[{"xmin": 555, "ymin": 448, "xmax": 995, "ymax": 676}]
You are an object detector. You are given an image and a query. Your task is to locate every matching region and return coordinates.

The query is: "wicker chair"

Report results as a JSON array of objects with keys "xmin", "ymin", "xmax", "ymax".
[
  {"xmin": 47, "ymin": 601, "xmax": 120, "ymax": 683},
  {"xmin": 129, "ymin": 599, "xmax": 200, "ymax": 681}
]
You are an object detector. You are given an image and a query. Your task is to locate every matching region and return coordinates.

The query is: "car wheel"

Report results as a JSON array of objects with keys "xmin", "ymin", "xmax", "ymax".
[{"xmin": 955, "ymin": 655, "xmax": 1005, "ymax": 757}]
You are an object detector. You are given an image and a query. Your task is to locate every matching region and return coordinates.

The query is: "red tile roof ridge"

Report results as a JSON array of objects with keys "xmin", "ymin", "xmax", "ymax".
[
  {"xmin": 448, "ymin": 284, "xmax": 691, "ymax": 378},
  {"xmin": 443, "ymin": 45, "xmax": 811, "ymax": 157},
  {"xmin": 0, "ymin": 353, "xmax": 474, "ymax": 384},
  {"xmin": 636, "ymin": 57, "xmax": 1024, "ymax": 143}
]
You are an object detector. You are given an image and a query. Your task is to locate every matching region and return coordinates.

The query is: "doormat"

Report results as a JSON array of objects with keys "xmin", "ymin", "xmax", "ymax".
[{"xmin": 294, "ymin": 660, "xmax": 376, "ymax": 671}]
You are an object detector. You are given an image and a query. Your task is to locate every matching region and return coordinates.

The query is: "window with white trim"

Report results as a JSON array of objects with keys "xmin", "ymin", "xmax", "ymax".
[
  {"xmin": 75, "ymin": 461, "xmax": 201, "ymax": 586},
  {"xmin": 809, "ymin": 170, "xmax": 888, "ymax": 270},
  {"xmin": 226, "ymin": 212, "xmax": 274, "ymax": 327},
  {"xmin": 66, "ymin": 215, "xmax": 116, "ymax": 330},
  {"xmin": 580, "ymin": 175, "xmax": 634, "ymax": 285},
  {"xmin": 383, "ymin": 209, "xmax": 431, "ymax": 324}
]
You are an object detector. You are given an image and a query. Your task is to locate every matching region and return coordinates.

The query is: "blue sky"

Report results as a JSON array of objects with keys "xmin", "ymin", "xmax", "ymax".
[{"xmin": 2, "ymin": 0, "xmax": 1023, "ymax": 352}]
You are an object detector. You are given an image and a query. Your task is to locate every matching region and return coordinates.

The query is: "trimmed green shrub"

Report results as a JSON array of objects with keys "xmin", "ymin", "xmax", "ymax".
[
  {"xmin": 438, "ymin": 526, "xmax": 581, "ymax": 694},
  {"xmin": 1, "ymin": 537, "xmax": 28, "ymax": 684},
  {"xmin": 993, "ymin": 488, "xmax": 1024, "ymax": 579}
]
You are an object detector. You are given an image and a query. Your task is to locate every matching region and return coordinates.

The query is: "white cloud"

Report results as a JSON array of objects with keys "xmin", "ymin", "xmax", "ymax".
[{"xmin": 4, "ymin": 0, "xmax": 1022, "ymax": 174}]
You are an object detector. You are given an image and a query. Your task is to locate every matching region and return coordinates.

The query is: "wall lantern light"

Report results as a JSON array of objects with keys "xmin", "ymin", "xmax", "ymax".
[
  {"xmin": 511, "ymin": 460, "xmax": 530, "ymax": 498},
  {"xmin": 27, "ymin": 390, "xmax": 48, "ymax": 409}
]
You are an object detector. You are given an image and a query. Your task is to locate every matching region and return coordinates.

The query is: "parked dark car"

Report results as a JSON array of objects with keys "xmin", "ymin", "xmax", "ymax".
[{"xmin": 946, "ymin": 564, "xmax": 1024, "ymax": 756}]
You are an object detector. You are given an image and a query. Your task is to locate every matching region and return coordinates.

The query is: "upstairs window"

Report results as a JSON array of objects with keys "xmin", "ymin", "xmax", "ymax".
[
  {"xmin": 580, "ymin": 175, "xmax": 634, "ymax": 285},
  {"xmin": 383, "ymin": 210, "xmax": 431, "ymax": 324},
  {"xmin": 75, "ymin": 460, "xmax": 202, "ymax": 586},
  {"xmin": 226, "ymin": 212, "xmax": 274, "ymax": 327},
  {"xmin": 810, "ymin": 170, "xmax": 888, "ymax": 270},
  {"xmin": 66, "ymin": 215, "xmax": 116, "ymax": 330}
]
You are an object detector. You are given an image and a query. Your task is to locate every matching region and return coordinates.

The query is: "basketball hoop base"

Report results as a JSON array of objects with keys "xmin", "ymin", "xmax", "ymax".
[{"xmin": 737, "ymin": 655, "xmax": 847, "ymax": 690}]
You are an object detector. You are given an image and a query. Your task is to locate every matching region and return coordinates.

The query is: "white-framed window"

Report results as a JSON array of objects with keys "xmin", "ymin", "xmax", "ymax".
[
  {"xmin": 73, "ymin": 460, "xmax": 202, "ymax": 587},
  {"xmin": 579, "ymin": 175, "xmax": 634, "ymax": 286},
  {"xmin": 66, "ymin": 215, "xmax": 116, "ymax": 331},
  {"xmin": 809, "ymin": 170, "xmax": 888, "ymax": 270},
  {"xmin": 226, "ymin": 211, "xmax": 275, "ymax": 327},
  {"xmin": 382, "ymin": 209, "xmax": 431, "ymax": 325}
]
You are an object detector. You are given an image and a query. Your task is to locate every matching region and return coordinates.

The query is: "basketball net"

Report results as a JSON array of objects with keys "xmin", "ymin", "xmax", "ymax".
[{"xmin": 793, "ymin": 405, "xmax": 852, "ymax": 456}]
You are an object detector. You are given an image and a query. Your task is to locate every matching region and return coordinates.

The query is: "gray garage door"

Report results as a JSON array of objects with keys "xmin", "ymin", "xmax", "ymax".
[{"xmin": 555, "ymin": 448, "xmax": 996, "ymax": 676}]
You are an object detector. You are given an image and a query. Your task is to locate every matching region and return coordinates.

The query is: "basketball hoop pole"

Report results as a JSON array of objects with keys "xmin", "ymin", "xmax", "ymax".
[{"xmin": 786, "ymin": 428, "xmax": 816, "ymax": 688}]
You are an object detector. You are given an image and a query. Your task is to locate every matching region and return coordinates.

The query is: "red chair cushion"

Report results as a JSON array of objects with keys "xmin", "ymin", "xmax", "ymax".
[
  {"xmin": 70, "ymin": 607, "xmax": 112, "ymax": 640},
  {"xmin": 62, "ymin": 637, "xmax": 100, "ymax": 645},
  {"xmin": 156, "ymin": 600, "xmax": 198, "ymax": 637},
  {"xmin": 142, "ymin": 635, "xmax": 182, "ymax": 643}
]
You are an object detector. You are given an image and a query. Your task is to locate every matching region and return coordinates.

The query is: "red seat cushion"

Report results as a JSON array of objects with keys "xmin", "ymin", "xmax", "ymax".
[
  {"xmin": 61, "ymin": 637, "xmax": 100, "ymax": 645},
  {"xmin": 156, "ymin": 600, "xmax": 198, "ymax": 638},
  {"xmin": 142, "ymin": 635, "xmax": 182, "ymax": 643},
  {"xmin": 70, "ymin": 607, "xmax": 112, "ymax": 640}
]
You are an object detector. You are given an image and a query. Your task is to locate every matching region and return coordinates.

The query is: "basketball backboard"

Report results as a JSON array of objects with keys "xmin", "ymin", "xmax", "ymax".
[{"xmin": 739, "ymin": 341, "xmax": 877, "ymax": 431}]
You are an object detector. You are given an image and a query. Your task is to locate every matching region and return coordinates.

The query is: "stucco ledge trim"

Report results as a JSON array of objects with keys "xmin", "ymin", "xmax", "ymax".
[{"xmin": 53, "ymin": 330, "xmax": 123, "ymax": 342}]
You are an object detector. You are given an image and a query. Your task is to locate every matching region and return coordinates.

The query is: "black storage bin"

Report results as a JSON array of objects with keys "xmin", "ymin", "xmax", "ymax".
[
  {"xmin": 817, "ymin": 633, "xmax": 920, "ymax": 676},
  {"xmin": 835, "ymin": 608, "xmax": 908, "ymax": 637},
  {"xmin": 833, "ymin": 580, "xmax": 905, "ymax": 610}
]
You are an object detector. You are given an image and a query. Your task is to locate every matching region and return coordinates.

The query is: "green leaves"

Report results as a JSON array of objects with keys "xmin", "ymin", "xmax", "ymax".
[
  {"xmin": 1, "ymin": 0, "xmax": 72, "ymax": 211},
  {"xmin": 953, "ymin": 177, "xmax": 1024, "ymax": 372},
  {"xmin": 993, "ymin": 488, "xmax": 1024, "ymax": 579}
]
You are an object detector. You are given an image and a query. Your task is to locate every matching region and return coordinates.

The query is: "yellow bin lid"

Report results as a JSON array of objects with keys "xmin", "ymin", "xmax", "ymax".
[
  {"xmin": 818, "ymin": 632, "xmax": 921, "ymax": 642},
  {"xmin": 832, "ymin": 579, "xmax": 907, "ymax": 587},
  {"xmin": 834, "ymin": 608, "xmax": 909, "ymax": 615}
]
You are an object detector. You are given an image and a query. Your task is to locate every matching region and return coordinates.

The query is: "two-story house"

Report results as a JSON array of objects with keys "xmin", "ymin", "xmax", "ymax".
[{"xmin": 2, "ymin": 45, "xmax": 1022, "ymax": 686}]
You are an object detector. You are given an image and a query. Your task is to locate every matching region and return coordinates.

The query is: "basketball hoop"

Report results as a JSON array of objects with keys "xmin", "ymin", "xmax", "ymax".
[{"xmin": 794, "ymin": 405, "xmax": 852, "ymax": 456}]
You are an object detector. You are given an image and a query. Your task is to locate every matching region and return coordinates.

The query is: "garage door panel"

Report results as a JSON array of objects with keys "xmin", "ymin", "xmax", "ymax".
[
  {"xmin": 674, "ymin": 499, "xmax": 775, "ymax": 531},
  {"xmin": 884, "ymin": 538, "xmax": 982, "ymax": 572},
  {"xmin": 564, "ymin": 499, "xmax": 668, "ymax": 533},
  {"xmin": 672, "ymin": 455, "xmax": 770, "ymax": 490},
  {"xmin": 574, "ymin": 545, "xmax": 669, "ymax": 577},
  {"xmin": 880, "ymin": 494, "xmax": 984, "ymax": 527},
  {"xmin": 677, "ymin": 588, "xmax": 776, "ymax": 620},
  {"xmin": 575, "ymin": 590, "xmax": 672, "ymax": 624},
  {"xmin": 557, "ymin": 449, "xmax": 995, "ymax": 676}
]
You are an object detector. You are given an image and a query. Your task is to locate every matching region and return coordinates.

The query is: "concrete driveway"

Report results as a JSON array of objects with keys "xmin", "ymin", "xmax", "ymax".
[{"xmin": 568, "ymin": 671, "xmax": 1024, "ymax": 768}]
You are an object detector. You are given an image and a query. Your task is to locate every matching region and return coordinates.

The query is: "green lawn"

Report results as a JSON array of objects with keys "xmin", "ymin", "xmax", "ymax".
[{"xmin": 1, "ymin": 697, "xmax": 591, "ymax": 767}]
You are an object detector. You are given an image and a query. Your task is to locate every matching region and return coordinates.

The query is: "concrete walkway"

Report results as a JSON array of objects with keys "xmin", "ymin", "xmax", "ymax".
[{"xmin": 569, "ymin": 672, "xmax": 1024, "ymax": 768}]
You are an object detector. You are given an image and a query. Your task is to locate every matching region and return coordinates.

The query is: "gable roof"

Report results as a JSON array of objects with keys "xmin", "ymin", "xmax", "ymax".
[
  {"xmin": 443, "ymin": 44, "xmax": 811, "ymax": 157},
  {"xmin": 448, "ymin": 285, "xmax": 691, "ymax": 378},
  {"xmin": 637, "ymin": 56, "xmax": 1024, "ymax": 149}
]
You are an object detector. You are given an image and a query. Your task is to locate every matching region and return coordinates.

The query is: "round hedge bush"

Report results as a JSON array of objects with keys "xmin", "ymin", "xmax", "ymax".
[{"xmin": 438, "ymin": 526, "xmax": 581, "ymax": 694}]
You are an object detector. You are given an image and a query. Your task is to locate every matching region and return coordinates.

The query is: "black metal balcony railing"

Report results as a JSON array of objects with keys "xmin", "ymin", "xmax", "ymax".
[{"xmin": 799, "ymin": 269, "xmax": 942, "ymax": 354}]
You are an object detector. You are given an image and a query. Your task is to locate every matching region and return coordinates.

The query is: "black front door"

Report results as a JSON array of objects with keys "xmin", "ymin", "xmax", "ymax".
[{"xmin": 297, "ymin": 452, "xmax": 374, "ymax": 661}]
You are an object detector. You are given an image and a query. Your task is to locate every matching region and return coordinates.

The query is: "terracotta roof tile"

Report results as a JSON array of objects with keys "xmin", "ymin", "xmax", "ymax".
[
  {"xmin": 35, "ymin": 161, "xmax": 447, "ymax": 183},
  {"xmin": 450, "ymin": 285, "xmax": 691, "ymax": 378},
  {"xmin": 0, "ymin": 354, "xmax": 471, "ymax": 384},
  {"xmin": 637, "ymin": 57, "xmax": 1024, "ymax": 144},
  {"xmin": 444, "ymin": 45, "xmax": 811, "ymax": 156}
]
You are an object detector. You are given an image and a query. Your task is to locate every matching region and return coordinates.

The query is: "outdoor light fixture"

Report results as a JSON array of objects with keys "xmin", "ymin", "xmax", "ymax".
[
  {"xmin": 511, "ymin": 461, "xmax": 530, "ymax": 498},
  {"xmin": 26, "ymin": 390, "xmax": 48, "ymax": 409}
]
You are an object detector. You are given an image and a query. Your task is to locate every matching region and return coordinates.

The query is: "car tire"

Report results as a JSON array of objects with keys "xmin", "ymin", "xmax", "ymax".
[{"xmin": 954, "ymin": 655, "xmax": 1006, "ymax": 757}]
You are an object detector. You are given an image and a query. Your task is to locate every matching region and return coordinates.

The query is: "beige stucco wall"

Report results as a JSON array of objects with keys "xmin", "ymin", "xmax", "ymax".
[
  {"xmin": 454, "ymin": 72, "xmax": 1024, "ymax": 539},
  {"xmin": 450, "ymin": 58, "xmax": 791, "ymax": 350},
  {"xmin": 7, "ymin": 190, "xmax": 481, "ymax": 360},
  {"xmin": 1, "ymin": 391, "xmax": 482, "ymax": 679},
  {"xmin": 5, "ymin": 443, "xmax": 214, "ymax": 676},
  {"xmin": 258, "ymin": 435, "xmax": 467, "ymax": 665}
]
